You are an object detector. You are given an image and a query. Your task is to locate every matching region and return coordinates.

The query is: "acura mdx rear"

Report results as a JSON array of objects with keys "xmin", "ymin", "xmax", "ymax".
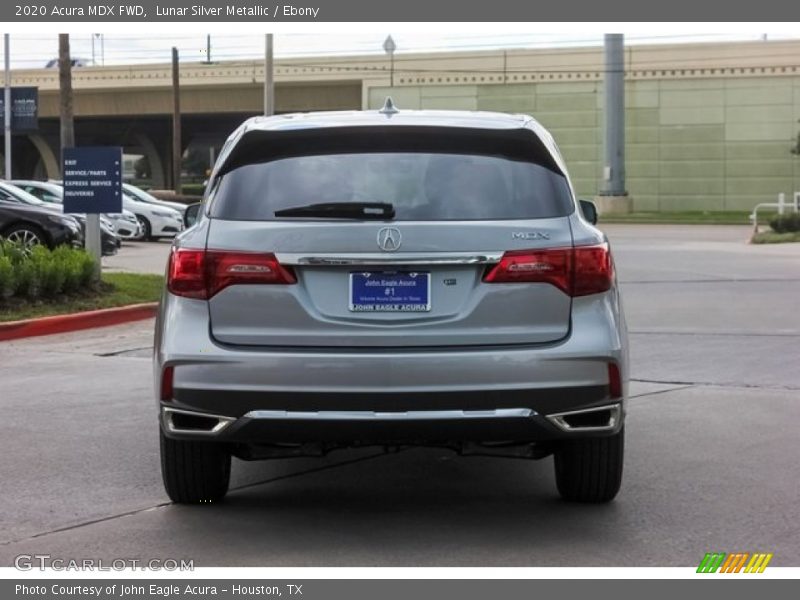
[{"xmin": 154, "ymin": 106, "xmax": 628, "ymax": 504}]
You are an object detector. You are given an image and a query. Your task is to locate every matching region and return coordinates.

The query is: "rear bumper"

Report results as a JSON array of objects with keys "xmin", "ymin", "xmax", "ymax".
[
  {"xmin": 171, "ymin": 384, "xmax": 608, "ymax": 417},
  {"xmin": 155, "ymin": 289, "xmax": 628, "ymax": 444},
  {"xmin": 160, "ymin": 402, "xmax": 623, "ymax": 444}
]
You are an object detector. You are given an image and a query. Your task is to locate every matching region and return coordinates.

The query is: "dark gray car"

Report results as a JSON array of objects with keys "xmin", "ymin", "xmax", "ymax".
[{"xmin": 154, "ymin": 106, "xmax": 629, "ymax": 504}]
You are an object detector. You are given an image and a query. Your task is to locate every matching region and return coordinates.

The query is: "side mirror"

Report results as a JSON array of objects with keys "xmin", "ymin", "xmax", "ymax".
[
  {"xmin": 579, "ymin": 199, "xmax": 598, "ymax": 225},
  {"xmin": 184, "ymin": 202, "xmax": 202, "ymax": 228}
]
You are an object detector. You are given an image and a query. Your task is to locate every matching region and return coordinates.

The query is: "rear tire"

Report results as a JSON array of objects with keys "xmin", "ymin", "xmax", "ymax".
[
  {"xmin": 553, "ymin": 428, "xmax": 624, "ymax": 503},
  {"xmin": 160, "ymin": 430, "xmax": 231, "ymax": 504}
]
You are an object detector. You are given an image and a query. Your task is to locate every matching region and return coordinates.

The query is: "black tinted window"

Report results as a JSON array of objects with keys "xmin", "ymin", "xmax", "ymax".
[{"xmin": 210, "ymin": 153, "xmax": 573, "ymax": 221}]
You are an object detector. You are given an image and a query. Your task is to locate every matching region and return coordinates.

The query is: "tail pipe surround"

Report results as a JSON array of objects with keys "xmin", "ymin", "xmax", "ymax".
[
  {"xmin": 545, "ymin": 403, "xmax": 622, "ymax": 433},
  {"xmin": 162, "ymin": 407, "xmax": 235, "ymax": 436}
]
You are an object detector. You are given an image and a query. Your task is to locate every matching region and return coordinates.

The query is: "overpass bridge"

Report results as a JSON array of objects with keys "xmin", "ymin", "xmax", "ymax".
[
  {"xmin": 4, "ymin": 53, "xmax": 375, "ymax": 185},
  {"xmin": 3, "ymin": 39, "xmax": 800, "ymax": 210}
]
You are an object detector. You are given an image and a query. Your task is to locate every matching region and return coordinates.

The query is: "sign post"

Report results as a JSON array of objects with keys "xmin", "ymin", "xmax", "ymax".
[{"xmin": 62, "ymin": 146, "xmax": 123, "ymax": 281}]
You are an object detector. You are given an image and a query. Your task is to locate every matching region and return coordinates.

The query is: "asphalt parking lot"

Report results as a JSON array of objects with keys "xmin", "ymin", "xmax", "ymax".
[
  {"xmin": 1, "ymin": 224, "xmax": 798, "ymax": 567},
  {"xmin": 103, "ymin": 238, "xmax": 173, "ymax": 275}
]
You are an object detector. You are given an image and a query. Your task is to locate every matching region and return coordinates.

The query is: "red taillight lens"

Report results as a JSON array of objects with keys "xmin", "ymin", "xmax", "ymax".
[
  {"xmin": 572, "ymin": 244, "xmax": 614, "ymax": 297},
  {"xmin": 608, "ymin": 362, "xmax": 622, "ymax": 399},
  {"xmin": 167, "ymin": 248, "xmax": 206, "ymax": 299},
  {"xmin": 160, "ymin": 365, "xmax": 174, "ymax": 401},
  {"xmin": 483, "ymin": 243, "xmax": 613, "ymax": 297},
  {"xmin": 167, "ymin": 248, "xmax": 296, "ymax": 299},
  {"xmin": 483, "ymin": 248, "xmax": 571, "ymax": 293},
  {"xmin": 205, "ymin": 250, "xmax": 297, "ymax": 296}
]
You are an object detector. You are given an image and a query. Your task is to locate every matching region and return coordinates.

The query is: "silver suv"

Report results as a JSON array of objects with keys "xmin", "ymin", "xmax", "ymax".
[{"xmin": 154, "ymin": 106, "xmax": 628, "ymax": 504}]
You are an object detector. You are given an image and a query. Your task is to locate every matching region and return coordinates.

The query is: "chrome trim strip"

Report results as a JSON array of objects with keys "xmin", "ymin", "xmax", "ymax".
[
  {"xmin": 545, "ymin": 403, "xmax": 622, "ymax": 433},
  {"xmin": 161, "ymin": 407, "xmax": 236, "ymax": 436},
  {"xmin": 243, "ymin": 408, "xmax": 536, "ymax": 421},
  {"xmin": 275, "ymin": 252, "xmax": 504, "ymax": 266}
]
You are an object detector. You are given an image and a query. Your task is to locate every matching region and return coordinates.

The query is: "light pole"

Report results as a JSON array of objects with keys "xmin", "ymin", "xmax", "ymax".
[
  {"xmin": 171, "ymin": 47, "xmax": 181, "ymax": 194},
  {"xmin": 4, "ymin": 34, "xmax": 10, "ymax": 179},
  {"xmin": 596, "ymin": 33, "xmax": 631, "ymax": 214},
  {"xmin": 264, "ymin": 34, "xmax": 274, "ymax": 116},
  {"xmin": 383, "ymin": 35, "xmax": 396, "ymax": 88},
  {"xmin": 602, "ymin": 33, "xmax": 625, "ymax": 197},
  {"xmin": 91, "ymin": 34, "xmax": 103, "ymax": 66}
]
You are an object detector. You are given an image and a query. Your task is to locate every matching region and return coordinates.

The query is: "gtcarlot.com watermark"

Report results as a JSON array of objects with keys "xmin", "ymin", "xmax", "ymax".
[{"xmin": 14, "ymin": 554, "xmax": 194, "ymax": 571}]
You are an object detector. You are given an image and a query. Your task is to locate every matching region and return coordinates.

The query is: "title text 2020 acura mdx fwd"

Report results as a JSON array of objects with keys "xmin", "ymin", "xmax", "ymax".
[{"xmin": 154, "ymin": 105, "xmax": 629, "ymax": 505}]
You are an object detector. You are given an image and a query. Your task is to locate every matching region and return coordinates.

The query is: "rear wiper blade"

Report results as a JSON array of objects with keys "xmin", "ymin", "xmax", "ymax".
[{"xmin": 274, "ymin": 202, "xmax": 395, "ymax": 220}]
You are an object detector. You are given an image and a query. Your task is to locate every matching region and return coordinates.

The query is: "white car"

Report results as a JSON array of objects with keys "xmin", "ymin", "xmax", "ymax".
[
  {"xmin": 122, "ymin": 193, "xmax": 184, "ymax": 240},
  {"xmin": 110, "ymin": 210, "xmax": 143, "ymax": 240},
  {"xmin": 12, "ymin": 180, "xmax": 142, "ymax": 241},
  {"xmin": 122, "ymin": 183, "xmax": 188, "ymax": 217}
]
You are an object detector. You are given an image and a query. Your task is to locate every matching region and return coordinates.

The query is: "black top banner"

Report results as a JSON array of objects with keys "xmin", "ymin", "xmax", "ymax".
[
  {"xmin": 1, "ymin": 0, "xmax": 792, "ymax": 22},
  {"xmin": 0, "ymin": 87, "xmax": 39, "ymax": 132}
]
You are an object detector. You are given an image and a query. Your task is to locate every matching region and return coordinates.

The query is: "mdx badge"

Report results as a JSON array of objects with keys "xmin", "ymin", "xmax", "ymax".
[
  {"xmin": 377, "ymin": 227, "xmax": 402, "ymax": 252},
  {"xmin": 512, "ymin": 231, "xmax": 550, "ymax": 241}
]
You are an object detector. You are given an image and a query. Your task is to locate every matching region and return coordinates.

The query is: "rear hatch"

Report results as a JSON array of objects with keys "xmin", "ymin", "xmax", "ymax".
[{"xmin": 202, "ymin": 124, "xmax": 576, "ymax": 348}]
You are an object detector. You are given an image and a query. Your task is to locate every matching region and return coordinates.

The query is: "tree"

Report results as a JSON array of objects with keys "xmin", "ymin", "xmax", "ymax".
[{"xmin": 58, "ymin": 35, "xmax": 74, "ymax": 154}]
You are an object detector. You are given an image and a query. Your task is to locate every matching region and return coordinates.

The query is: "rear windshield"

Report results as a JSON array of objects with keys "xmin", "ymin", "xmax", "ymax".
[{"xmin": 210, "ymin": 152, "xmax": 574, "ymax": 221}]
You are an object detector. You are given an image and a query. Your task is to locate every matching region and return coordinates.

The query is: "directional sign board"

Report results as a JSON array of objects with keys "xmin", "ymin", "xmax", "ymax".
[{"xmin": 62, "ymin": 147, "xmax": 123, "ymax": 214}]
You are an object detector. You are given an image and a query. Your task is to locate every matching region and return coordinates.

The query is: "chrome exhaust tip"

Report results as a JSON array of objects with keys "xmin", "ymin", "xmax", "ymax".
[
  {"xmin": 161, "ymin": 407, "xmax": 235, "ymax": 436},
  {"xmin": 546, "ymin": 403, "xmax": 622, "ymax": 433}
]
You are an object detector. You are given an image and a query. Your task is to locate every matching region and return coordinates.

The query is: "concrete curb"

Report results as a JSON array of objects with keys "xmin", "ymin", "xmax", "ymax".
[{"xmin": 0, "ymin": 302, "xmax": 158, "ymax": 342}]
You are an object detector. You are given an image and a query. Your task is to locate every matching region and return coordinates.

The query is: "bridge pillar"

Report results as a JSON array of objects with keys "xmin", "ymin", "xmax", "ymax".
[
  {"xmin": 134, "ymin": 133, "xmax": 166, "ymax": 188},
  {"xmin": 28, "ymin": 134, "xmax": 61, "ymax": 180}
]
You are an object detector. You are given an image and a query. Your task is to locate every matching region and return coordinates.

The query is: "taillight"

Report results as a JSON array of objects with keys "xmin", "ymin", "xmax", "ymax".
[
  {"xmin": 572, "ymin": 244, "xmax": 614, "ymax": 297},
  {"xmin": 483, "ymin": 248, "xmax": 571, "ymax": 293},
  {"xmin": 205, "ymin": 251, "xmax": 297, "ymax": 296},
  {"xmin": 160, "ymin": 365, "xmax": 174, "ymax": 401},
  {"xmin": 608, "ymin": 362, "xmax": 622, "ymax": 398},
  {"xmin": 483, "ymin": 243, "xmax": 613, "ymax": 297},
  {"xmin": 167, "ymin": 248, "xmax": 296, "ymax": 299},
  {"xmin": 167, "ymin": 249, "xmax": 206, "ymax": 299}
]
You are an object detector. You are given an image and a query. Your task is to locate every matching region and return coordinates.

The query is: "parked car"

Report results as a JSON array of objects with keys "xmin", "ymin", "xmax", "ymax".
[
  {"xmin": 122, "ymin": 192, "xmax": 183, "ymax": 241},
  {"xmin": 0, "ymin": 197, "xmax": 82, "ymax": 250},
  {"xmin": 0, "ymin": 181, "xmax": 118, "ymax": 255},
  {"xmin": 123, "ymin": 183, "xmax": 188, "ymax": 216},
  {"xmin": 105, "ymin": 210, "xmax": 142, "ymax": 241},
  {"xmin": 12, "ymin": 180, "xmax": 142, "ymax": 241},
  {"xmin": 154, "ymin": 107, "xmax": 628, "ymax": 505}
]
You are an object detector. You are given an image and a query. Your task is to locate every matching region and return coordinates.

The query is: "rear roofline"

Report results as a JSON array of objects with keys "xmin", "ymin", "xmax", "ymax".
[
  {"xmin": 209, "ymin": 109, "xmax": 570, "ymax": 188},
  {"xmin": 215, "ymin": 125, "xmax": 565, "ymax": 179}
]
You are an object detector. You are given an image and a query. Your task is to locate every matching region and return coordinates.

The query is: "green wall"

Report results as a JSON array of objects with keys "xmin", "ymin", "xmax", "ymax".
[{"xmin": 369, "ymin": 76, "xmax": 800, "ymax": 212}]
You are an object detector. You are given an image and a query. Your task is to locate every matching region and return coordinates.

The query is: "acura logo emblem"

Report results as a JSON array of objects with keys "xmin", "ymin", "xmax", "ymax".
[{"xmin": 377, "ymin": 227, "xmax": 402, "ymax": 252}]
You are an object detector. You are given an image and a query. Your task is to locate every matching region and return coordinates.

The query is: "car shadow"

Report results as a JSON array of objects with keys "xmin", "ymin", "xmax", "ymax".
[{"xmin": 156, "ymin": 447, "xmax": 624, "ymax": 566}]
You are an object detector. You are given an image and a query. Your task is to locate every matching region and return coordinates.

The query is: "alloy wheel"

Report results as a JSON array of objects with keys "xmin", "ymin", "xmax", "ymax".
[{"xmin": 6, "ymin": 228, "xmax": 43, "ymax": 249}]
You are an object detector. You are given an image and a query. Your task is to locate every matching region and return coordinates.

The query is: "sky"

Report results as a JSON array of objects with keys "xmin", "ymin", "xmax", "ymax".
[{"xmin": 3, "ymin": 32, "xmax": 800, "ymax": 70}]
